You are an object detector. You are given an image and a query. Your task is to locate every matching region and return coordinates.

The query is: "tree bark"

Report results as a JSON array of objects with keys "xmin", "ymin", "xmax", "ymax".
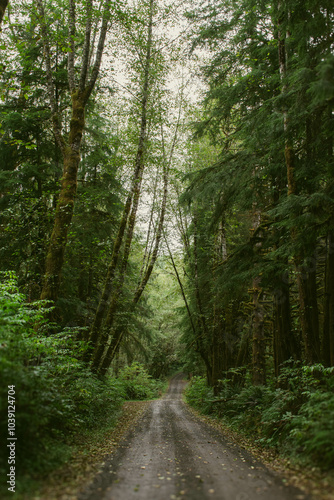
[
  {"xmin": 252, "ymin": 278, "xmax": 266, "ymax": 385},
  {"xmin": 273, "ymin": 278, "xmax": 298, "ymax": 376},
  {"xmin": 133, "ymin": 158, "xmax": 169, "ymax": 304},
  {"xmin": 323, "ymin": 228, "xmax": 334, "ymax": 366},
  {"xmin": 95, "ymin": 156, "xmax": 166, "ymax": 372},
  {"xmin": 37, "ymin": 0, "xmax": 111, "ymax": 306},
  {"xmin": 212, "ymin": 308, "xmax": 224, "ymax": 395},
  {"xmin": 193, "ymin": 214, "xmax": 209, "ymax": 342},
  {"xmin": 90, "ymin": 167, "xmax": 144, "ymax": 371},
  {"xmin": 192, "ymin": 213, "xmax": 213, "ymax": 385},
  {"xmin": 40, "ymin": 92, "xmax": 86, "ymax": 302},
  {"xmin": 86, "ymin": 190, "xmax": 135, "ymax": 354},
  {"xmin": 89, "ymin": 0, "xmax": 154, "ymax": 367},
  {"xmin": 276, "ymin": 3, "xmax": 320, "ymax": 364}
]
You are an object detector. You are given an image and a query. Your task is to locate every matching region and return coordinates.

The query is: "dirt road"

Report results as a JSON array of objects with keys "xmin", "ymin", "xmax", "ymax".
[{"xmin": 79, "ymin": 374, "xmax": 310, "ymax": 500}]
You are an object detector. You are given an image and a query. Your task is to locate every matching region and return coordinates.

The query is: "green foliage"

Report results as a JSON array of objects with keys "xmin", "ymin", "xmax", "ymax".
[
  {"xmin": 184, "ymin": 376, "xmax": 214, "ymax": 414},
  {"xmin": 117, "ymin": 362, "xmax": 165, "ymax": 400},
  {"xmin": 291, "ymin": 391, "xmax": 334, "ymax": 469},
  {"xmin": 185, "ymin": 363, "xmax": 334, "ymax": 470},
  {"xmin": 0, "ymin": 273, "xmax": 124, "ymax": 482}
]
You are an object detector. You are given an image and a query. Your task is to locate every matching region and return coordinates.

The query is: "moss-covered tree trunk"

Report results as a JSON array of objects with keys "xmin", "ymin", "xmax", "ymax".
[
  {"xmin": 40, "ymin": 93, "xmax": 86, "ymax": 302},
  {"xmin": 37, "ymin": 0, "xmax": 110, "ymax": 307}
]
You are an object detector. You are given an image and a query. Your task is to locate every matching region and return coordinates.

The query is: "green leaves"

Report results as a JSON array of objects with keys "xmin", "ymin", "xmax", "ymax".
[
  {"xmin": 117, "ymin": 362, "xmax": 165, "ymax": 400},
  {"xmin": 0, "ymin": 272, "xmax": 125, "ymax": 482},
  {"xmin": 186, "ymin": 362, "xmax": 334, "ymax": 470}
]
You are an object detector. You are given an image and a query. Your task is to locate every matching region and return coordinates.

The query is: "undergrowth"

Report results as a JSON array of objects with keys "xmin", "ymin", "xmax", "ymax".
[
  {"xmin": 0, "ymin": 272, "xmax": 164, "ymax": 497},
  {"xmin": 185, "ymin": 363, "xmax": 334, "ymax": 470},
  {"xmin": 118, "ymin": 362, "xmax": 166, "ymax": 400}
]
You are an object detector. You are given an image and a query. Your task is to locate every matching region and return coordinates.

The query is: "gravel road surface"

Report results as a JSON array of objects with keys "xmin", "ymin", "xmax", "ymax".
[{"xmin": 79, "ymin": 374, "xmax": 310, "ymax": 500}]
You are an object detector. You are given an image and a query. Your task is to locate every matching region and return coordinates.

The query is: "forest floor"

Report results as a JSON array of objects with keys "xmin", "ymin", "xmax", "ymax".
[{"xmin": 27, "ymin": 374, "xmax": 334, "ymax": 500}]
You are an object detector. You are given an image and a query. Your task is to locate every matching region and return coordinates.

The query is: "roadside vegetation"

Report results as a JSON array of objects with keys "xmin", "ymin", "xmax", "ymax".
[
  {"xmin": 0, "ymin": 273, "xmax": 165, "ymax": 496},
  {"xmin": 185, "ymin": 364, "xmax": 334, "ymax": 471}
]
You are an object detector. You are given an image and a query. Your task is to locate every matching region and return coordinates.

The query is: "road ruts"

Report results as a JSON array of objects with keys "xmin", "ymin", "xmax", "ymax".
[{"xmin": 78, "ymin": 374, "xmax": 310, "ymax": 500}]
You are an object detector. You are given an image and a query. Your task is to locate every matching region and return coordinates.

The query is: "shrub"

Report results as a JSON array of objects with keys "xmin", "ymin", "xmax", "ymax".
[
  {"xmin": 185, "ymin": 363, "xmax": 334, "ymax": 470},
  {"xmin": 184, "ymin": 376, "xmax": 214, "ymax": 413},
  {"xmin": 0, "ymin": 272, "xmax": 124, "ymax": 483},
  {"xmin": 117, "ymin": 362, "xmax": 164, "ymax": 400},
  {"xmin": 289, "ymin": 391, "xmax": 334, "ymax": 469}
]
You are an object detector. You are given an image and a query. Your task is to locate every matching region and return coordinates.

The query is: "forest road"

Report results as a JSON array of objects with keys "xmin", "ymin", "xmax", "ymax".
[{"xmin": 79, "ymin": 374, "xmax": 310, "ymax": 500}]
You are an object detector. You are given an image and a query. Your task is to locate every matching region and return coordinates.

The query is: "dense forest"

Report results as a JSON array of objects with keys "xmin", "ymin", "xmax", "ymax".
[{"xmin": 1, "ymin": 0, "xmax": 334, "ymax": 496}]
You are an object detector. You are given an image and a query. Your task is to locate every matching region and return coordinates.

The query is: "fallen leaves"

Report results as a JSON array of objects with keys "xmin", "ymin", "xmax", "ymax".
[
  {"xmin": 185, "ymin": 403, "xmax": 334, "ymax": 500},
  {"xmin": 26, "ymin": 401, "xmax": 151, "ymax": 500}
]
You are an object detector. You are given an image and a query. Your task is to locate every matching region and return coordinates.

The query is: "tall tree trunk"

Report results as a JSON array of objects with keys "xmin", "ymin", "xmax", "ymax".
[
  {"xmin": 193, "ymin": 213, "xmax": 213, "ymax": 385},
  {"xmin": 251, "ymin": 206, "xmax": 266, "ymax": 385},
  {"xmin": 40, "ymin": 92, "xmax": 86, "ymax": 302},
  {"xmin": 323, "ymin": 228, "xmax": 334, "ymax": 366},
  {"xmin": 276, "ymin": 3, "xmax": 320, "ymax": 363},
  {"xmin": 193, "ymin": 214, "xmax": 209, "ymax": 341},
  {"xmin": 95, "ymin": 73, "xmax": 182, "ymax": 375},
  {"xmin": 90, "ymin": 168, "xmax": 144, "ymax": 371},
  {"xmin": 211, "ymin": 217, "xmax": 228, "ymax": 393},
  {"xmin": 86, "ymin": 189, "xmax": 136, "ymax": 354},
  {"xmin": 164, "ymin": 233, "xmax": 197, "ymax": 337},
  {"xmin": 37, "ymin": 0, "xmax": 110, "ymax": 306},
  {"xmin": 252, "ymin": 278, "xmax": 266, "ymax": 385},
  {"xmin": 271, "ymin": 159, "xmax": 297, "ymax": 374},
  {"xmin": 137, "ymin": 169, "xmax": 160, "ymax": 285},
  {"xmin": 97, "ymin": 163, "xmax": 170, "ymax": 375},
  {"xmin": 296, "ymin": 256, "xmax": 321, "ymax": 363},
  {"xmin": 273, "ymin": 280, "xmax": 293, "ymax": 376},
  {"xmin": 233, "ymin": 330, "xmax": 249, "ymax": 386},
  {"xmin": 212, "ymin": 308, "xmax": 224, "ymax": 395},
  {"xmin": 89, "ymin": 0, "xmax": 154, "ymax": 367},
  {"xmin": 133, "ymin": 164, "xmax": 169, "ymax": 303}
]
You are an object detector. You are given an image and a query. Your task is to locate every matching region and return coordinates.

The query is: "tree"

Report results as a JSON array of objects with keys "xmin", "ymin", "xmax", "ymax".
[
  {"xmin": 88, "ymin": 0, "xmax": 184, "ymax": 374},
  {"xmin": 36, "ymin": 0, "xmax": 113, "ymax": 305},
  {"xmin": 88, "ymin": 0, "xmax": 156, "ymax": 367},
  {"xmin": 179, "ymin": 0, "xmax": 334, "ymax": 388},
  {"xmin": 0, "ymin": 6, "xmax": 65, "ymax": 299}
]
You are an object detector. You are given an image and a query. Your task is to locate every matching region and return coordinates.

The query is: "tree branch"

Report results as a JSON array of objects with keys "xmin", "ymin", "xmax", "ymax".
[
  {"xmin": 79, "ymin": 0, "xmax": 93, "ymax": 92},
  {"xmin": 86, "ymin": 0, "xmax": 111, "ymax": 101},
  {"xmin": 36, "ymin": 0, "xmax": 65, "ymax": 154},
  {"xmin": 68, "ymin": 0, "xmax": 76, "ymax": 92}
]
